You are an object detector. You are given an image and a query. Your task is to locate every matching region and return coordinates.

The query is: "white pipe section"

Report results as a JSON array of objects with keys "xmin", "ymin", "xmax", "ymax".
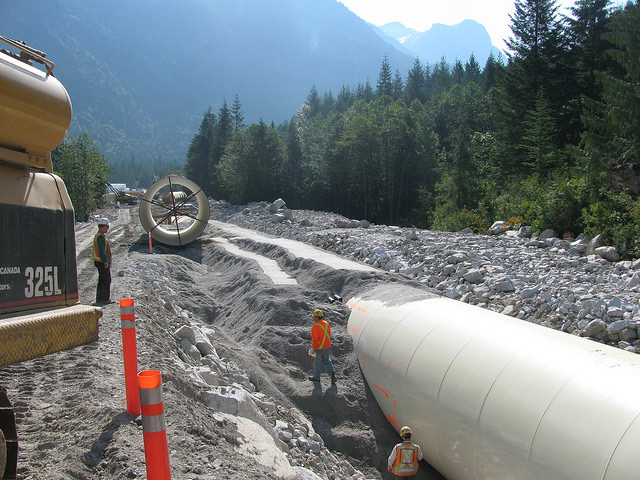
[
  {"xmin": 347, "ymin": 287, "xmax": 640, "ymax": 480},
  {"xmin": 161, "ymin": 191, "xmax": 187, "ymax": 204},
  {"xmin": 139, "ymin": 175, "xmax": 209, "ymax": 246}
]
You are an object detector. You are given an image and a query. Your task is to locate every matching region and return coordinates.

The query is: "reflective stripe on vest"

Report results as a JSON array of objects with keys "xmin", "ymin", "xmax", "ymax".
[
  {"xmin": 393, "ymin": 443, "xmax": 418, "ymax": 476},
  {"xmin": 92, "ymin": 232, "xmax": 111, "ymax": 262},
  {"xmin": 317, "ymin": 320, "xmax": 329, "ymax": 349}
]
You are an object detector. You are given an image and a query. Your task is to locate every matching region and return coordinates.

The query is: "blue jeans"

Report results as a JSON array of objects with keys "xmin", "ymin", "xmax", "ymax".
[{"xmin": 313, "ymin": 347, "xmax": 334, "ymax": 378}]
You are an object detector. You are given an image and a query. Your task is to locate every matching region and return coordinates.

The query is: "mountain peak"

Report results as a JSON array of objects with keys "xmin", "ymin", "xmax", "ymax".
[{"xmin": 376, "ymin": 19, "xmax": 496, "ymax": 64}]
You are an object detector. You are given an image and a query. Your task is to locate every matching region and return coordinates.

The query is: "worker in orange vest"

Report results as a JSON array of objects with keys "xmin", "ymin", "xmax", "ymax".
[
  {"xmin": 308, "ymin": 309, "xmax": 336, "ymax": 384},
  {"xmin": 92, "ymin": 217, "xmax": 113, "ymax": 305},
  {"xmin": 388, "ymin": 426, "xmax": 423, "ymax": 478}
]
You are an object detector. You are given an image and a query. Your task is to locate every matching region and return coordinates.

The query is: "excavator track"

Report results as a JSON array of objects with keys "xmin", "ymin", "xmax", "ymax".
[{"xmin": 0, "ymin": 387, "xmax": 16, "ymax": 480}]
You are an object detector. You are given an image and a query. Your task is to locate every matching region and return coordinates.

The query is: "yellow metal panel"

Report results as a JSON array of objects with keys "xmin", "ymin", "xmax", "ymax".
[
  {"xmin": 0, "ymin": 163, "xmax": 73, "ymax": 210},
  {"xmin": 0, "ymin": 305, "xmax": 101, "ymax": 369},
  {"xmin": 0, "ymin": 48, "xmax": 72, "ymax": 166}
]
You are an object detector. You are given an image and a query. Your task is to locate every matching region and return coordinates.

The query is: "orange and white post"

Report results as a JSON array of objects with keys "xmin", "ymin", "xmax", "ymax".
[
  {"xmin": 139, "ymin": 370, "xmax": 171, "ymax": 479},
  {"xmin": 120, "ymin": 298, "xmax": 140, "ymax": 415}
]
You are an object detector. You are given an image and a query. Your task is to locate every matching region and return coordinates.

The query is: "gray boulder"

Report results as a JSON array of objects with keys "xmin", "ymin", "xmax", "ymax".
[
  {"xmin": 538, "ymin": 229, "xmax": 558, "ymax": 239},
  {"xmin": 464, "ymin": 269, "xmax": 484, "ymax": 284},
  {"xmin": 517, "ymin": 226, "xmax": 533, "ymax": 238},
  {"xmin": 583, "ymin": 319, "xmax": 606, "ymax": 337},
  {"xmin": 586, "ymin": 233, "xmax": 603, "ymax": 255},
  {"xmin": 489, "ymin": 221, "xmax": 509, "ymax": 235},
  {"xmin": 595, "ymin": 246, "xmax": 619, "ymax": 262}
]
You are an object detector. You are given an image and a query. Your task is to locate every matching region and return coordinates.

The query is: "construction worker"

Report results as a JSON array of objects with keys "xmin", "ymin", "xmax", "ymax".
[
  {"xmin": 92, "ymin": 217, "xmax": 113, "ymax": 305},
  {"xmin": 388, "ymin": 426, "xmax": 423, "ymax": 478},
  {"xmin": 309, "ymin": 309, "xmax": 336, "ymax": 384}
]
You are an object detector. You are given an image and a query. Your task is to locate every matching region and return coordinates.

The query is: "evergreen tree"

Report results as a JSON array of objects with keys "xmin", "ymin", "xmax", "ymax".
[
  {"xmin": 231, "ymin": 94, "xmax": 246, "ymax": 132},
  {"xmin": 339, "ymin": 106, "xmax": 381, "ymax": 219},
  {"xmin": 431, "ymin": 56, "xmax": 452, "ymax": 94},
  {"xmin": 307, "ymin": 112, "xmax": 349, "ymax": 213},
  {"xmin": 452, "ymin": 59, "xmax": 465, "ymax": 85},
  {"xmin": 306, "ymin": 85, "xmax": 322, "ymax": 116},
  {"xmin": 567, "ymin": 0, "xmax": 616, "ymax": 102},
  {"xmin": 209, "ymin": 101, "xmax": 233, "ymax": 198},
  {"xmin": 184, "ymin": 108, "xmax": 216, "ymax": 190},
  {"xmin": 378, "ymin": 102, "xmax": 427, "ymax": 223},
  {"xmin": 284, "ymin": 118, "xmax": 304, "ymax": 206},
  {"xmin": 432, "ymin": 83, "xmax": 487, "ymax": 217},
  {"xmin": 215, "ymin": 130, "xmax": 248, "ymax": 204},
  {"xmin": 336, "ymin": 85, "xmax": 354, "ymax": 112},
  {"xmin": 464, "ymin": 53, "xmax": 482, "ymax": 85},
  {"xmin": 392, "ymin": 70, "xmax": 404, "ymax": 100},
  {"xmin": 218, "ymin": 120, "xmax": 284, "ymax": 203},
  {"xmin": 506, "ymin": 0, "xmax": 565, "ymax": 69},
  {"xmin": 377, "ymin": 55, "xmax": 393, "ymax": 97},
  {"xmin": 580, "ymin": 2, "xmax": 640, "ymax": 191},
  {"xmin": 404, "ymin": 58, "xmax": 426, "ymax": 103},
  {"xmin": 322, "ymin": 90, "xmax": 336, "ymax": 115},
  {"xmin": 423, "ymin": 63, "xmax": 434, "ymax": 99},
  {"xmin": 482, "ymin": 52, "xmax": 503, "ymax": 91},
  {"xmin": 501, "ymin": 0, "xmax": 570, "ymax": 170},
  {"xmin": 53, "ymin": 132, "xmax": 109, "ymax": 221},
  {"xmin": 356, "ymin": 80, "xmax": 375, "ymax": 102},
  {"xmin": 520, "ymin": 89, "xmax": 558, "ymax": 175}
]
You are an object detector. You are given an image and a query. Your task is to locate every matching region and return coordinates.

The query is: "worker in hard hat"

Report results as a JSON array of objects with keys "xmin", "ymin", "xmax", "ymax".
[
  {"xmin": 388, "ymin": 426, "xmax": 423, "ymax": 478},
  {"xmin": 92, "ymin": 217, "xmax": 113, "ymax": 305},
  {"xmin": 308, "ymin": 309, "xmax": 337, "ymax": 384}
]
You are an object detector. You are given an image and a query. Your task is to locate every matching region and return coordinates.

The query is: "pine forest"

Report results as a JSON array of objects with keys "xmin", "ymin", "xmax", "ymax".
[{"xmin": 60, "ymin": 0, "xmax": 640, "ymax": 257}]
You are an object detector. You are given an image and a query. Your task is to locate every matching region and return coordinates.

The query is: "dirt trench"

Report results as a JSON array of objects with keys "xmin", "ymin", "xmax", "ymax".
[{"xmin": 155, "ymin": 218, "xmax": 446, "ymax": 479}]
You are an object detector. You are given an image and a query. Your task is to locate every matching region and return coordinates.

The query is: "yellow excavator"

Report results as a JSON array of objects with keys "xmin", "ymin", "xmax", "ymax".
[{"xmin": 0, "ymin": 36, "xmax": 102, "ymax": 479}]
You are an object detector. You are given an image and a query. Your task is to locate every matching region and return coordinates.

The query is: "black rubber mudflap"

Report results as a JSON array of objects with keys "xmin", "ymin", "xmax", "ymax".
[{"xmin": 0, "ymin": 387, "xmax": 16, "ymax": 480}]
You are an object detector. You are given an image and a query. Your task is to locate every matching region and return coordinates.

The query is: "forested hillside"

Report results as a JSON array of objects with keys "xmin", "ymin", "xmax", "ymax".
[
  {"xmin": 183, "ymin": 0, "xmax": 640, "ymax": 257},
  {"xmin": 1, "ymin": 0, "xmax": 418, "ymax": 165}
]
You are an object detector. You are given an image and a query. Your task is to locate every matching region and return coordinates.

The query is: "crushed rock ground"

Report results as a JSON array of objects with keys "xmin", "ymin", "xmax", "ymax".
[{"xmin": 2, "ymin": 200, "xmax": 638, "ymax": 480}]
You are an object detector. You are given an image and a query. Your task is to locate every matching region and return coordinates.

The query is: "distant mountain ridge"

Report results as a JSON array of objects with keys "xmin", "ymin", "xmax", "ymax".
[
  {"xmin": 1, "ymin": 0, "xmax": 499, "ymax": 165},
  {"xmin": 376, "ymin": 19, "xmax": 500, "ymax": 66}
]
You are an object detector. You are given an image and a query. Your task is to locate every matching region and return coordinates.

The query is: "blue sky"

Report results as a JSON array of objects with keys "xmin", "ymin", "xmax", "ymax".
[{"xmin": 338, "ymin": 0, "xmax": 627, "ymax": 51}]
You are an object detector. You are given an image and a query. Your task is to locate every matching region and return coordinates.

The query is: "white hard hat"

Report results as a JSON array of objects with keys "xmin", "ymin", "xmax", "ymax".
[{"xmin": 98, "ymin": 218, "xmax": 110, "ymax": 226}]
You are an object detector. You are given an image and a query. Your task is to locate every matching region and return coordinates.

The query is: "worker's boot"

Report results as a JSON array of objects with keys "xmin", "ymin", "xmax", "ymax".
[{"xmin": 331, "ymin": 372, "xmax": 337, "ymax": 385}]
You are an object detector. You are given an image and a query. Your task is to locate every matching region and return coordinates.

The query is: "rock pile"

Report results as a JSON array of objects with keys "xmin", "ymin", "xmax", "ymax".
[
  {"xmin": 211, "ymin": 200, "xmax": 640, "ymax": 354},
  {"xmin": 175, "ymin": 323, "xmax": 363, "ymax": 480}
]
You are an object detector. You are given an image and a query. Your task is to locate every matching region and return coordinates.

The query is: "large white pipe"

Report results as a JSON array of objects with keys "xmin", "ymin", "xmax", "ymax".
[
  {"xmin": 347, "ymin": 286, "xmax": 640, "ymax": 480},
  {"xmin": 139, "ymin": 175, "xmax": 209, "ymax": 246}
]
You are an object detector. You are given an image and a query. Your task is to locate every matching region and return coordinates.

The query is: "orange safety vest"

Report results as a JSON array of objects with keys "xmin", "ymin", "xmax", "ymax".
[
  {"xmin": 311, "ymin": 319, "xmax": 331, "ymax": 350},
  {"xmin": 392, "ymin": 442, "xmax": 419, "ymax": 476},
  {"xmin": 92, "ymin": 232, "xmax": 112, "ymax": 263}
]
